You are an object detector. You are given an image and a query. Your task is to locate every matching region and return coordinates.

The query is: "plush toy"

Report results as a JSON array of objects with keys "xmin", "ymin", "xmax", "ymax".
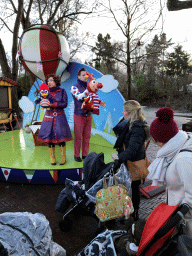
[
  {"xmin": 38, "ymin": 83, "xmax": 50, "ymax": 110},
  {"xmin": 81, "ymin": 72, "xmax": 104, "ymax": 115}
]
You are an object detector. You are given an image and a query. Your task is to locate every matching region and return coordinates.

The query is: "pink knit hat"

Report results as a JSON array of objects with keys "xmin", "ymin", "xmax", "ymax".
[{"xmin": 149, "ymin": 107, "xmax": 179, "ymax": 143}]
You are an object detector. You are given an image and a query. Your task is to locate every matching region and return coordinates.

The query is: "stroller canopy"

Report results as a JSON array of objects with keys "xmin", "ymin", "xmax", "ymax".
[
  {"xmin": 137, "ymin": 202, "xmax": 179, "ymax": 256},
  {"xmin": 83, "ymin": 152, "xmax": 113, "ymax": 191}
]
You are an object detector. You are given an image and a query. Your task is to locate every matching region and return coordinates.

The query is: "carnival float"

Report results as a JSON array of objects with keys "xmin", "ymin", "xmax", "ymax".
[{"xmin": 0, "ymin": 24, "xmax": 125, "ymax": 184}]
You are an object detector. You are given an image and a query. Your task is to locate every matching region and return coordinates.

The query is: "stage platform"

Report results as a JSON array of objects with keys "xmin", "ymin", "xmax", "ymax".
[{"xmin": 0, "ymin": 129, "xmax": 115, "ymax": 184}]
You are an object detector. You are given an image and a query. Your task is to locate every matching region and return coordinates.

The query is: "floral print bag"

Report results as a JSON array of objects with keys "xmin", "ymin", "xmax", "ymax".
[{"xmin": 95, "ymin": 175, "xmax": 134, "ymax": 222}]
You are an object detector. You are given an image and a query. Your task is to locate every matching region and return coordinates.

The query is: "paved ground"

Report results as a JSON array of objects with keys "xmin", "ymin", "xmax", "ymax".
[
  {"xmin": 0, "ymin": 107, "xmax": 190, "ymax": 255},
  {"xmin": 0, "ymin": 180, "xmax": 166, "ymax": 255}
]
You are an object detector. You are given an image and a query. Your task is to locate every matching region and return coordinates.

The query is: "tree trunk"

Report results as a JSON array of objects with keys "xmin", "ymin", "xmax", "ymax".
[
  {"xmin": 127, "ymin": 48, "xmax": 131, "ymax": 100},
  {"xmin": 12, "ymin": 0, "xmax": 24, "ymax": 82},
  {"xmin": 0, "ymin": 39, "xmax": 12, "ymax": 79},
  {"xmin": 126, "ymin": 17, "xmax": 131, "ymax": 100}
]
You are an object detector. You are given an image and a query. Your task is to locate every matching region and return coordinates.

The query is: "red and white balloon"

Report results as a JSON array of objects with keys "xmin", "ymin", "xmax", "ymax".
[{"xmin": 18, "ymin": 24, "xmax": 70, "ymax": 81}]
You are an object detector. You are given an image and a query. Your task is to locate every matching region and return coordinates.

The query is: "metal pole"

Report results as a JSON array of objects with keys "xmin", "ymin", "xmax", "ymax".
[
  {"xmin": 8, "ymin": 118, "xmax": 13, "ymax": 131},
  {"xmin": 13, "ymin": 113, "xmax": 21, "ymax": 129}
]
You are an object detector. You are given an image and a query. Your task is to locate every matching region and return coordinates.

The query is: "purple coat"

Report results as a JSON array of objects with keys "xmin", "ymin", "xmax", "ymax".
[{"xmin": 37, "ymin": 87, "xmax": 72, "ymax": 144}]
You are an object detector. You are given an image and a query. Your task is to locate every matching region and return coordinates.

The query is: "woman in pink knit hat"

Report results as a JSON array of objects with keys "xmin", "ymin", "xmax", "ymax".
[{"xmin": 148, "ymin": 106, "xmax": 192, "ymax": 236}]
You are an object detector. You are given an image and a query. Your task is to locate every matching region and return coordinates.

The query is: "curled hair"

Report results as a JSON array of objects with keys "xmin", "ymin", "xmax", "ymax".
[
  {"xmin": 77, "ymin": 68, "xmax": 86, "ymax": 77},
  {"xmin": 123, "ymin": 100, "xmax": 145, "ymax": 128},
  {"xmin": 45, "ymin": 74, "xmax": 61, "ymax": 86}
]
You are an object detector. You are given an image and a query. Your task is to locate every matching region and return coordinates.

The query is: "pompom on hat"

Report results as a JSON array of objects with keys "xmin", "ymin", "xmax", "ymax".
[{"xmin": 149, "ymin": 106, "xmax": 179, "ymax": 143}]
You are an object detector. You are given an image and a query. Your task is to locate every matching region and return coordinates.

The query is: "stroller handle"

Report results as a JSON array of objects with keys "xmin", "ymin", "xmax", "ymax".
[{"xmin": 155, "ymin": 203, "xmax": 190, "ymax": 239}]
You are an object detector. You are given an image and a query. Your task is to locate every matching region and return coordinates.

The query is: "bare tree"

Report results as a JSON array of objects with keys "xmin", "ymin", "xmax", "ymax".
[
  {"xmin": 0, "ymin": 0, "xmax": 94, "ymax": 81},
  {"xmin": 97, "ymin": 0, "xmax": 164, "ymax": 99}
]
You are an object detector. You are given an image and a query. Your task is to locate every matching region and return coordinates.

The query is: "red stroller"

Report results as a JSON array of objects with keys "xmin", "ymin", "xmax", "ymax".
[
  {"xmin": 137, "ymin": 202, "xmax": 190, "ymax": 255},
  {"xmin": 76, "ymin": 202, "xmax": 190, "ymax": 256}
]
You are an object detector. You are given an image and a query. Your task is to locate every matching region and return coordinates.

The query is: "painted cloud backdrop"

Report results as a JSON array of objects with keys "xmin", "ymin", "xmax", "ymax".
[{"xmin": 97, "ymin": 75, "xmax": 118, "ymax": 93}]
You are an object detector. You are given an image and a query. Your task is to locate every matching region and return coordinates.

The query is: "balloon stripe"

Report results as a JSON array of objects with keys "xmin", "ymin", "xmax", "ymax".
[
  {"xmin": 19, "ymin": 24, "xmax": 70, "ymax": 81},
  {"xmin": 21, "ymin": 28, "xmax": 45, "ymax": 81},
  {"xmin": 55, "ymin": 34, "xmax": 69, "ymax": 76},
  {"xmin": 40, "ymin": 25, "xmax": 59, "ymax": 77}
]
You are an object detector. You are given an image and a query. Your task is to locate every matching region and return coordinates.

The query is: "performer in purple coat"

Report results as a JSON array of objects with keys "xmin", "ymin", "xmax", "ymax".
[{"xmin": 35, "ymin": 74, "xmax": 72, "ymax": 165}]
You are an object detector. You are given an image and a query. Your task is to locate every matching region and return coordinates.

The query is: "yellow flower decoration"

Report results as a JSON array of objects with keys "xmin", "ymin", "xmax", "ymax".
[
  {"xmin": 97, "ymin": 191, "xmax": 103, "ymax": 199},
  {"xmin": 118, "ymin": 196, "xmax": 121, "ymax": 200},
  {"xmin": 100, "ymin": 211, "xmax": 107, "ymax": 219},
  {"xmin": 110, "ymin": 188, "xmax": 114, "ymax": 193},
  {"xmin": 114, "ymin": 208, "xmax": 119, "ymax": 214}
]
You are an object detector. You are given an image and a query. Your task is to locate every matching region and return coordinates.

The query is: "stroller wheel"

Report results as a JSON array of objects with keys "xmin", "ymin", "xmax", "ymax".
[{"xmin": 59, "ymin": 217, "xmax": 72, "ymax": 232}]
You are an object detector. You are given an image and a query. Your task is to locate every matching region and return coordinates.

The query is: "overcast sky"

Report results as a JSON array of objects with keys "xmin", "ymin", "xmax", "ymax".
[
  {"xmin": 1, "ymin": 0, "xmax": 192, "ymax": 61},
  {"xmin": 163, "ymin": 6, "xmax": 192, "ymax": 55}
]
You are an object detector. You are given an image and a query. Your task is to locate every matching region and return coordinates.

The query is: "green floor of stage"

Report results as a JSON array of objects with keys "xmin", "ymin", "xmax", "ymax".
[{"xmin": 0, "ymin": 129, "xmax": 116, "ymax": 170}]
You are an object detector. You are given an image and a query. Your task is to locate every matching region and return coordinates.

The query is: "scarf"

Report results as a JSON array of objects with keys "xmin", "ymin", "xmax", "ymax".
[
  {"xmin": 77, "ymin": 78, "xmax": 87, "ymax": 89},
  {"xmin": 49, "ymin": 86, "xmax": 60, "ymax": 92},
  {"xmin": 147, "ymin": 130, "xmax": 192, "ymax": 186}
]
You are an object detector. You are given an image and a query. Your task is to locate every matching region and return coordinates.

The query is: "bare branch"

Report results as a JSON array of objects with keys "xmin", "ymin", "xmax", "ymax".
[
  {"xmin": 26, "ymin": 0, "xmax": 33, "ymax": 24},
  {"xmin": 47, "ymin": 0, "xmax": 64, "ymax": 24},
  {"xmin": 108, "ymin": 0, "xmax": 127, "ymax": 37},
  {"xmin": 111, "ymin": 55, "xmax": 127, "ymax": 66},
  {"xmin": 0, "ymin": 18, "xmax": 14, "ymax": 33},
  {"xmin": 8, "ymin": 0, "xmax": 17, "ymax": 13},
  {"xmin": 122, "ymin": 0, "xmax": 129, "ymax": 17},
  {"xmin": 37, "ymin": 1, "xmax": 43, "ymax": 24},
  {"xmin": 41, "ymin": 3, "xmax": 48, "ymax": 19},
  {"xmin": 52, "ymin": 11, "xmax": 92, "ymax": 26}
]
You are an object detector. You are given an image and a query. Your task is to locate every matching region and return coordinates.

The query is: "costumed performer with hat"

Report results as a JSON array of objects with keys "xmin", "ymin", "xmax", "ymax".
[
  {"xmin": 35, "ymin": 74, "xmax": 72, "ymax": 165},
  {"xmin": 148, "ymin": 106, "xmax": 192, "ymax": 236}
]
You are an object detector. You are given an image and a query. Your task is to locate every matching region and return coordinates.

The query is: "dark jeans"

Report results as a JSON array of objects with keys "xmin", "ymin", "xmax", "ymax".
[
  {"xmin": 131, "ymin": 179, "xmax": 145, "ymax": 210},
  {"xmin": 48, "ymin": 142, "xmax": 65, "ymax": 147}
]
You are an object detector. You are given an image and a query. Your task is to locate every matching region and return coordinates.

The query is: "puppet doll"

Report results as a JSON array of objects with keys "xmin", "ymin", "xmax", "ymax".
[
  {"xmin": 81, "ymin": 73, "xmax": 105, "ymax": 115},
  {"xmin": 38, "ymin": 83, "xmax": 51, "ymax": 110}
]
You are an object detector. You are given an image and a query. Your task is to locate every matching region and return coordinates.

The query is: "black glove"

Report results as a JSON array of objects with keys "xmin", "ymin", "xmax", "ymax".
[{"xmin": 113, "ymin": 159, "xmax": 121, "ymax": 172}]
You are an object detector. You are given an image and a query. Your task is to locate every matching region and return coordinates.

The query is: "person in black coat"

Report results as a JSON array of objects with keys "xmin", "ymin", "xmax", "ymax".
[{"xmin": 112, "ymin": 100, "xmax": 148, "ymax": 221}]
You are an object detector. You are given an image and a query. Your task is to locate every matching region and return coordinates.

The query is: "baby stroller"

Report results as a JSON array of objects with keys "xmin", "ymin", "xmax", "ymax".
[
  {"xmin": 76, "ymin": 202, "xmax": 191, "ymax": 256},
  {"xmin": 55, "ymin": 152, "xmax": 132, "ymax": 232}
]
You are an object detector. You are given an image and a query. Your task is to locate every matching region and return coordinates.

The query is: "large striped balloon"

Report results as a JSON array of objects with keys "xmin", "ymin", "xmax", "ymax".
[{"xmin": 18, "ymin": 25, "xmax": 70, "ymax": 81}]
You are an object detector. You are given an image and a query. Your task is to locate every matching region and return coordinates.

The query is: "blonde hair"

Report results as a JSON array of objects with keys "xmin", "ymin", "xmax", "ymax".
[{"xmin": 123, "ymin": 100, "xmax": 145, "ymax": 127}]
